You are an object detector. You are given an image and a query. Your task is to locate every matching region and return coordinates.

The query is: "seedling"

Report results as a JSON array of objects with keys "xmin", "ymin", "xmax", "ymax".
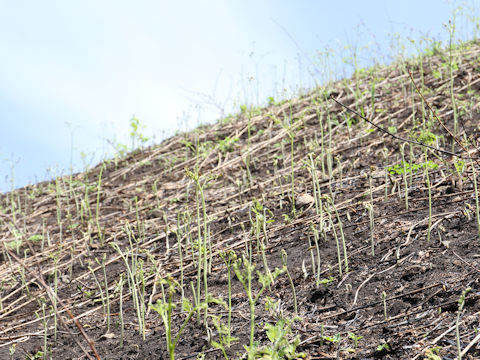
[
  {"xmin": 8, "ymin": 344, "xmax": 16, "ymax": 360},
  {"xmin": 304, "ymin": 153, "xmax": 324, "ymax": 220},
  {"xmin": 424, "ymin": 346, "xmax": 442, "ymax": 360},
  {"xmin": 470, "ymin": 159, "xmax": 480, "ymax": 240},
  {"xmin": 382, "ymin": 291, "xmax": 388, "ymax": 320},
  {"xmin": 35, "ymin": 298, "xmax": 50, "ymax": 360},
  {"xmin": 219, "ymin": 250, "xmax": 236, "ymax": 346},
  {"xmin": 348, "ymin": 332, "xmax": 363, "ymax": 348},
  {"xmin": 324, "ymin": 195, "xmax": 349, "ymax": 275},
  {"xmin": 425, "ymin": 152, "xmax": 433, "ymax": 242},
  {"xmin": 117, "ymin": 275, "xmax": 125, "ymax": 348},
  {"xmin": 88, "ymin": 263, "xmax": 107, "ymax": 325},
  {"xmin": 281, "ymin": 249, "xmax": 297, "ymax": 316},
  {"xmin": 129, "ymin": 116, "xmax": 149, "ymax": 150},
  {"xmin": 110, "ymin": 239, "xmax": 146, "ymax": 339},
  {"xmin": 244, "ymin": 297, "xmax": 305, "ymax": 359},
  {"xmin": 365, "ymin": 202, "xmax": 375, "ymax": 256},
  {"xmin": 95, "ymin": 164, "xmax": 105, "ymax": 245},
  {"xmin": 250, "ymin": 198, "xmax": 275, "ymax": 284},
  {"xmin": 254, "ymin": 319, "xmax": 306, "ymax": 359},
  {"xmin": 367, "ymin": 168, "xmax": 375, "ymax": 256},
  {"xmin": 232, "ymin": 253, "xmax": 284, "ymax": 354},
  {"xmin": 317, "ymin": 276, "xmax": 335, "ymax": 286},
  {"xmin": 217, "ymin": 136, "xmax": 239, "ymax": 154},
  {"xmin": 150, "ymin": 276, "xmax": 197, "ymax": 360},
  {"xmin": 324, "ymin": 333, "xmax": 341, "ymax": 357},
  {"xmin": 456, "ymin": 287, "xmax": 472, "ymax": 360},
  {"xmin": 400, "ymin": 143, "xmax": 409, "ymax": 210},
  {"xmin": 310, "ymin": 224, "xmax": 322, "ymax": 287},
  {"xmin": 185, "ymin": 167, "xmax": 213, "ymax": 324},
  {"xmin": 210, "ymin": 313, "xmax": 238, "ymax": 360},
  {"xmin": 376, "ymin": 342, "xmax": 391, "ymax": 353},
  {"xmin": 387, "ymin": 160, "xmax": 438, "ymax": 175}
]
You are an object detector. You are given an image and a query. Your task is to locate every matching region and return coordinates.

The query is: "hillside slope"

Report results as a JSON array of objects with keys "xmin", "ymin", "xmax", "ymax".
[{"xmin": 1, "ymin": 42, "xmax": 480, "ymax": 359}]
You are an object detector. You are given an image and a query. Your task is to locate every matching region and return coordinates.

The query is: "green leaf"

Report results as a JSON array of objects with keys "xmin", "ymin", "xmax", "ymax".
[
  {"xmin": 182, "ymin": 298, "xmax": 193, "ymax": 312},
  {"xmin": 28, "ymin": 234, "xmax": 43, "ymax": 242},
  {"xmin": 206, "ymin": 294, "xmax": 227, "ymax": 308},
  {"xmin": 5, "ymin": 239, "xmax": 21, "ymax": 250},
  {"xmin": 376, "ymin": 342, "xmax": 390, "ymax": 352},
  {"xmin": 265, "ymin": 323, "xmax": 281, "ymax": 343},
  {"xmin": 149, "ymin": 300, "xmax": 169, "ymax": 315},
  {"xmin": 387, "ymin": 126, "xmax": 397, "ymax": 134}
]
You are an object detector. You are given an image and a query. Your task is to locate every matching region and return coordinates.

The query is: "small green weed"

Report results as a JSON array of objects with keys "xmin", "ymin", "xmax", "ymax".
[
  {"xmin": 376, "ymin": 342, "xmax": 391, "ymax": 353},
  {"xmin": 129, "ymin": 116, "xmax": 149, "ymax": 150},
  {"xmin": 414, "ymin": 129, "xmax": 440, "ymax": 146},
  {"xmin": 387, "ymin": 160, "xmax": 438, "ymax": 175},
  {"xmin": 217, "ymin": 136, "xmax": 239, "ymax": 154},
  {"xmin": 423, "ymin": 346, "xmax": 442, "ymax": 360},
  {"xmin": 348, "ymin": 332, "xmax": 363, "ymax": 348},
  {"xmin": 28, "ymin": 234, "xmax": 43, "ymax": 242},
  {"xmin": 149, "ymin": 276, "xmax": 198, "ymax": 360},
  {"xmin": 244, "ymin": 297, "xmax": 305, "ymax": 359}
]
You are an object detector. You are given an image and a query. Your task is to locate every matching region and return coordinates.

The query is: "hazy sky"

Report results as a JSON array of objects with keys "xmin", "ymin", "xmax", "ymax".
[{"xmin": 1, "ymin": 0, "xmax": 477, "ymax": 191}]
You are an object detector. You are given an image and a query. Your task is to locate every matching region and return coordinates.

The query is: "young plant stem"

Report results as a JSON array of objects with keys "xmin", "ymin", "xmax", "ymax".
[
  {"xmin": 336, "ymin": 156, "xmax": 343, "ymax": 188},
  {"xmin": 89, "ymin": 263, "xmax": 107, "ymax": 322},
  {"xmin": 118, "ymin": 275, "xmax": 125, "ymax": 348},
  {"xmin": 186, "ymin": 168, "xmax": 210, "ymax": 324},
  {"xmin": 382, "ymin": 291, "xmax": 388, "ymax": 320},
  {"xmin": 95, "ymin": 164, "xmax": 105, "ymax": 245},
  {"xmin": 246, "ymin": 109, "xmax": 252, "ymax": 184},
  {"xmin": 327, "ymin": 196, "xmax": 349, "ymax": 273},
  {"xmin": 307, "ymin": 235, "xmax": 316, "ymax": 282},
  {"xmin": 456, "ymin": 287, "xmax": 471, "ymax": 360},
  {"xmin": 327, "ymin": 211, "xmax": 342, "ymax": 277},
  {"xmin": 471, "ymin": 159, "xmax": 480, "ymax": 240},
  {"xmin": 100, "ymin": 255, "xmax": 111, "ymax": 332},
  {"xmin": 448, "ymin": 18, "xmax": 458, "ymax": 151},
  {"xmin": 176, "ymin": 228, "xmax": 185, "ymax": 307},
  {"xmin": 400, "ymin": 143, "xmax": 409, "ymax": 210},
  {"xmin": 110, "ymin": 241, "xmax": 145, "ymax": 339},
  {"xmin": 252, "ymin": 200, "xmax": 274, "ymax": 285},
  {"xmin": 219, "ymin": 250, "xmax": 235, "ymax": 346},
  {"xmin": 315, "ymin": 100, "xmax": 326, "ymax": 174},
  {"xmin": 368, "ymin": 169, "xmax": 375, "ymax": 256},
  {"xmin": 311, "ymin": 225, "xmax": 322, "ymax": 286},
  {"xmin": 55, "ymin": 177, "xmax": 63, "ymax": 243},
  {"xmin": 289, "ymin": 129, "xmax": 296, "ymax": 217},
  {"xmin": 232, "ymin": 253, "xmax": 283, "ymax": 356},
  {"xmin": 150, "ymin": 276, "xmax": 196, "ymax": 360},
  {"xmin": 281, "ymin": 250, "xmax": 297, "ymax": 316},
  {"xmin": 306, "ymin": 153, "xmax": 324, "ymax": 220},
  {"xmin": 53, "ymin": 254, "xmax": 59, "ymax": 342},
  {"xmin": 40, "ymin": 299, "xmax": 49, "ymax": 360},
  {"xmin": 327, "ymin": 149, "xmax": 334, "ymax": 201},
  {"xmin": 409, "ymin": 143, "xmax": 415, "ymax": 186},
  {"xmin": 425, "ymin": 152, "xmax": 433, "ymax": 242},
  {"xmin": 383, "ymin": 148, "xmax": 389, "ymax": 200}
]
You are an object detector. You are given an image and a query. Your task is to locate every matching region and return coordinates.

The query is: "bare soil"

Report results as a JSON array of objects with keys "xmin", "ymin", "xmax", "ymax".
[{"xmin": 2, "ymin": 42, "xmax": 480, "ymax": 359}]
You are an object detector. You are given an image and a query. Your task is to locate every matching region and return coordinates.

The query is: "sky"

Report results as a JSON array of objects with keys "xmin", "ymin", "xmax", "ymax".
[{"xmin": 1, "ymin": 0, "xmax": 478, "ymax": 192}]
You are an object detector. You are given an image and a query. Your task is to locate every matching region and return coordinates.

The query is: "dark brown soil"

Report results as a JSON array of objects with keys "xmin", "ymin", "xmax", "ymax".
[{"xmin": 1, "ymin": 42, "xmax": 480, "ymax": 359}]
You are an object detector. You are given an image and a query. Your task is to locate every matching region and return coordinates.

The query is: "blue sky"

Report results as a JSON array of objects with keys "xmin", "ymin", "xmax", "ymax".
[{"xmin": 1, "ymin": 0, "xmax": 478, "ymax": 191}]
